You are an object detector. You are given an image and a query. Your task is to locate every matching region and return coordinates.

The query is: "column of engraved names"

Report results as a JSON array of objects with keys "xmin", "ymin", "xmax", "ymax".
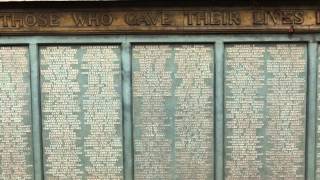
[
  {"xmin": 133, "ymin": 45, "xmax": 173, "ymax": 180},
  {"xmin": 225, "ymin": 44, "xmax": 306, "ymax": 179},
  {"xmin": 174, "ymin": 45, "xmax": 214, "ymax": 179},
  {"xmin": 81, "ymin": 46, "xmax": 122, "ymax": 179},
  {"xmin": 0, "ymin": 47, "xmax": 33, "ymax": 179},
  {"xmin": 225, "ymin": 44, "xmax": 265, "ymax": 179},
  {"xmin": 41, "ymin": 46, "xmax": 83, "ymax": 179},
  {"xmin": 265, "ymin": 44, "xmax": 305, "ymax": 179},
  {"xmin": 41, "ymin": 46, "xmax": 123, "ymax": 179}
]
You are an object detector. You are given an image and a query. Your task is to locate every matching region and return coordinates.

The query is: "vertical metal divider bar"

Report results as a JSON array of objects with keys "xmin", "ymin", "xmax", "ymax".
[
  {"xmin": 307, "ymin": 42, "xmax": 317, "ymax": 180},
  {"xmin": 122, "ymin": 41, "xmax": 134, "ymax": 180},
  {"xmin": 29, "ymin": 43, "xmax": 44, "ymax": 180},
  {"xmin": 215, "ymin": 41, "xmax": 224, "ymax": 180}
]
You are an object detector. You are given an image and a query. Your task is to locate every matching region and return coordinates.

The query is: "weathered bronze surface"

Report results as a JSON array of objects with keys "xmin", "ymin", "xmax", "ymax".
[
  {"xmin": 225, "ymin": 43, "xmax": 306, "ymax": 179},
  {"xmin": 0, "ymin": 46, "xmax": 33, "ymax": 180},
  {"xmin": 0, "ymin": 4, "xmax": 319, "ymax": 180},
  {"xmin": 0, "ymin": 7, "xmax": 318, "ymax": 34},
  {"xmin": 132, "ymin": 44, "xmax": 214, "ymax": 179},
  {"xmin": 40, "ymin": 45, "xmax": 123, "ymax": 179}
]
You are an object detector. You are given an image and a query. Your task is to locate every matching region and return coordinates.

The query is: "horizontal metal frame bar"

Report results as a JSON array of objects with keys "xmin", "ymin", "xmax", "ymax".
[{"xmin": 0, "ymin": 34, "xmax": 317, "ymax": 44}]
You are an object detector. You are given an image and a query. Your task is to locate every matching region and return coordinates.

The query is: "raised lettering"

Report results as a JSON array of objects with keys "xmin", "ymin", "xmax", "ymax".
[
  {"xmin": 24, "ymin": 15, "xmax": 36, "ymax": 27},
  {"xmin": 49, "ymin": 14, "xmax": 60, "ymax": 27},
  {"xmin": 294, "ymin": 11, "xmax": 304, "ymax": 24},
  {"xmin": 72, "ymin": 13, "xmax": 88, "ymax": 26}
]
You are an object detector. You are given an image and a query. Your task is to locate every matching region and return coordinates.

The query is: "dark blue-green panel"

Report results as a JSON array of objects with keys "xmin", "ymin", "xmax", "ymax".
[
  {"xmin": 224, "ymin": 43, "xmax": 307, "ymax": 180},
  {"xmin": 39, "ymin": 45, "xmax": 123, "ymax": 179},
  {"xmin": 132, "ymin": 44, "xmax": 215, "ymax": 180},
  {"xmin": 0, "ymin": 46, "xmax": 34, "ymax": 179}
]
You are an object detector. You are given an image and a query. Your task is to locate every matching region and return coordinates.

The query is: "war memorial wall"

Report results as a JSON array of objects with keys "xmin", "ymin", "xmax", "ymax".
[{"xmin": 0, "ymin": 6, "xmax": 320, "ymax": 180}]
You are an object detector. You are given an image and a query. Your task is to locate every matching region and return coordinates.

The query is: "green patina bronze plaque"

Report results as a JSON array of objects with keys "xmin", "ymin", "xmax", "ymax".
[
  {"xmin": 225, "ymin": 43, "xmax": 306, "ymax": 179},
  {"xmin": 132, "ymin": 44, "xmax": 214, "ymax": 180},
  {"xmin": 0, "ymin": 46, "xmax": 34, "ymax": 179},
  {"xmin": 0, "ymin": 35, "xmax": 316, "ymax": 180},
  {"xmin": 40, "ymin": 45, "xmax": 123, "ymax": 179}
]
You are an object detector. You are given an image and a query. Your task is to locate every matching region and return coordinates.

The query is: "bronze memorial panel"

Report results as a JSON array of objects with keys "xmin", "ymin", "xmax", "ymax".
[
  {"xmin": 132, "ymin": 44, "xmax": 214, "ymax": 179},
  {"xmin": 0, "ymin": 46, "xmax": 33, "ymax": 179},
  {"xmin": 40, "ymin": 45, "xmax": 123, "ymax": 179},
  {"xmin": 225, "ymin": 43, "xmax": 306, "ymax": 179},
  {"xmin": 0, "ymin": 3, "xmax": 317, "ymax": 180}
]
